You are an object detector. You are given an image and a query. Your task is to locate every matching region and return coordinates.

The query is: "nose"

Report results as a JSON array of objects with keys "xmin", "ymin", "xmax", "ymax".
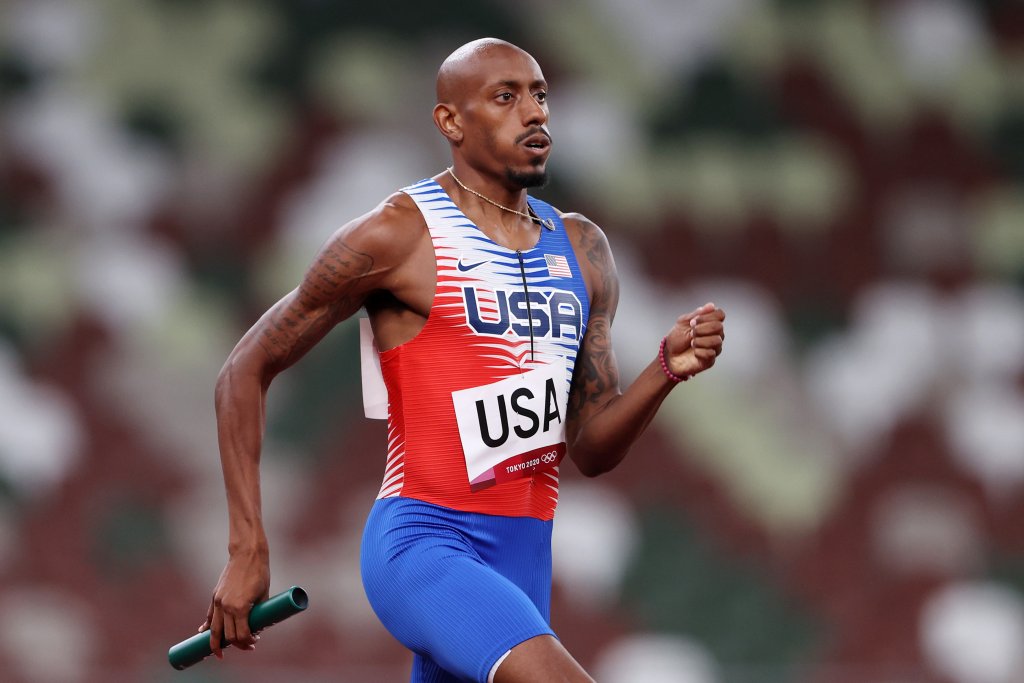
[{"xmin": 520, "ymin": 94, "xmax": 547, "ymax": 127}]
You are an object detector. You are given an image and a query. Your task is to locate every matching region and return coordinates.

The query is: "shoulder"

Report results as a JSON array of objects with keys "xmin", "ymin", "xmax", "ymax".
[
  {"xmin": 327, "ymin": 190, "xmax": 427, "ymax": 261},
  {"xmin": 534, "ymin": 200, "xmax": 610, "ymax": 253},
  {"xmin": 349, "ymin": 190, "xmax": 423, "ymax": 238},
  {"xmin": 560, "ymin": 210, "xmax": 606, "ymax": 240},
  {"xmin": 556, "ymin": 210, "xmax": 615, "ymax": 268},
  {"xmin": 549, "ymin": 208, "xmax": 619, "ymax": 308}
]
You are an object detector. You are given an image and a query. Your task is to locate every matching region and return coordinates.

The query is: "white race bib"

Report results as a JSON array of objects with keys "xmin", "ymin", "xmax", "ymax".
[
  {"xmin": 359, "ymin": 318, "xmax": 388, "ymax": 419},
  {"xmin": 452, "ymin": 360, "xmax": 568, "ymax": 491}
]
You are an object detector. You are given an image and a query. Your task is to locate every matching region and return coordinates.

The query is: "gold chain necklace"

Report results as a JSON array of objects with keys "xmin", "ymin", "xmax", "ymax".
[{"xmin": 446, "ymin": 167, "xmax": 555, "ymax": 230}]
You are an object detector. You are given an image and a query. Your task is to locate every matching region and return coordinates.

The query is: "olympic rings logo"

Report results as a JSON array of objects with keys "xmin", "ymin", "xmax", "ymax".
[{"xmin": 540, "ymin": 452, "xmax": 558, "ymax": 464}]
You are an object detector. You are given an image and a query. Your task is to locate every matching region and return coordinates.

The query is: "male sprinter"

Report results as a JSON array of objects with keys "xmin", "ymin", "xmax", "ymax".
[{"xmin": 201, "ymin": 38, "xmax": 726, "ymax": 682}]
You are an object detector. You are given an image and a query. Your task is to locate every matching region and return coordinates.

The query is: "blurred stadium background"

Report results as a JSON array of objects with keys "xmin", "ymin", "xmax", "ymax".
[{"xmin": 2, "ymin": 0, "xmax": 1024, "ymax": 681}]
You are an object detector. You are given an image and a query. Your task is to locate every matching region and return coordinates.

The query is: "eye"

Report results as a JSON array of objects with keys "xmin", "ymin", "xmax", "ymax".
[
  {"xmin": 534, "ymin": 91, "xmax": 547, "ymax": 103},
  {"xmin": 497, "ymin": 92, "xmax": 514, "ymax": 102}
]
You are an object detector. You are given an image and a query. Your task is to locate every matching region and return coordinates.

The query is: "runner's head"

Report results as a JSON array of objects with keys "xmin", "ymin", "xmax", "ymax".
[{"xmin": 434, "ymin": 38, "xmax": 551, "ymax": 189}]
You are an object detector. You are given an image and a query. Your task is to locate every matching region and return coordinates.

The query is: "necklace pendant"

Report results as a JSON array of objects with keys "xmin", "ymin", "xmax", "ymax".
[{"xmin": 542, "ymin": 218, "xmax": 555, "ymax": 231}]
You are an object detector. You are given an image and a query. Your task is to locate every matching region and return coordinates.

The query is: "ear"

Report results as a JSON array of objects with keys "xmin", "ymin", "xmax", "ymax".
[{"xmin": 433, "ymin": 103, "xmax": 463, "ymax": 145}]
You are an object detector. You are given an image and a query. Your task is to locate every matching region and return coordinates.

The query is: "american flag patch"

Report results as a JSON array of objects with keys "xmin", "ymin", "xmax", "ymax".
[{"xmin": 544, "ymin": 253, "xmax": 571, "ymax": 278}]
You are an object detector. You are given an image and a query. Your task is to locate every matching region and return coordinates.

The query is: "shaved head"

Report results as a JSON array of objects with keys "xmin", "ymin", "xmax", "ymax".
[{"xmin": 436, "ymin": 38, "xmax": 536, "ymax": 105}]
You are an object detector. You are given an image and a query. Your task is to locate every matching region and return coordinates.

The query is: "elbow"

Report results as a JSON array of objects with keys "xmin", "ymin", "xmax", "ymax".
[
  {"xmin": 215, "ymin": 350, "xmax": 246, "ymax": 394},
  {"xmin": 571, "ymin": 450, "xmax": 623, "ymax": 478},
  {"xmin": 215, "ymin": 349, "xmax": 272, "ymax": 407},
  {"xmin": 577, "ymin": 463, "xmax": 609, "ymax": 478},
  {"xmin": 214, "ymin": 359, "xmax": 237, "ymax": 409}
]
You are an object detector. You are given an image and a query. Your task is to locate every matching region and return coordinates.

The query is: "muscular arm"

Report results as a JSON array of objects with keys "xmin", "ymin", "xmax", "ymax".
[
  {"xmin": 216, "ymin": 238, "xmax": 374, "ymax": 554},
  {"xmin": 564, "ymin": 216, "xmax": 724, "ymax": 477},
  {"xmin": 203, "ymin": 196, "xmax": 420, "ymax": 655}
]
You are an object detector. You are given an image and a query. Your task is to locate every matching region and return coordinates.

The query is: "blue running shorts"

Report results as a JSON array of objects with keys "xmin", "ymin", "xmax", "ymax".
[{"xmin": 361, "ymin": 497, "xmax": 556, "ymax": 682}]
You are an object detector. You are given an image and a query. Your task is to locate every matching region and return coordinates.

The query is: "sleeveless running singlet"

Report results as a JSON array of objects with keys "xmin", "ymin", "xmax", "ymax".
[{"xmin": 375, "ymin": 178, "xmax": 590, "ymax": 521}]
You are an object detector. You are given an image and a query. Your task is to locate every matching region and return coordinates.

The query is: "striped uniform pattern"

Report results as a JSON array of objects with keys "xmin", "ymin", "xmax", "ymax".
[{"xmin": 376, "ymin": 178, "xmax": 590, "ymax": 521}]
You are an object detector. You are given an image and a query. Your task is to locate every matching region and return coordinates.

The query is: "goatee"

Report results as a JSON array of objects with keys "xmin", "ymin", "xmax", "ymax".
[{"xmin": 507, "ymin": 168, "xmax": 548, "ymax": 189}]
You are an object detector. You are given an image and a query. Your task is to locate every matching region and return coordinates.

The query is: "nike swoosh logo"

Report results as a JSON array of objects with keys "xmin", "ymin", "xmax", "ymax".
[{"xmin": 457, "ymin": 259, "xmax": 488, "ymax": 272}]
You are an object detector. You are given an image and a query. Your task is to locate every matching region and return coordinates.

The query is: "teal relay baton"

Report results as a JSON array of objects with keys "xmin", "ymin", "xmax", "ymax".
[{"xmin": 168, "ymin": 586, "xmax": 309, "ymax": 670}]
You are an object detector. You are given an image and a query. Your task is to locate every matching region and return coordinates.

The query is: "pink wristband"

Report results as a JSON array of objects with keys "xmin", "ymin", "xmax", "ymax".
[{"xmin": 659, "ymin": 337, "xmax": 689, "ymax": 383}]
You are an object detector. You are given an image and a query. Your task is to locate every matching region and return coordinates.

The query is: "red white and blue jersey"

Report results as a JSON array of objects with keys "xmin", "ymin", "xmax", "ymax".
[{"xmin": 375, "ymin": 178, "xmax": 590, "ymax": 521}]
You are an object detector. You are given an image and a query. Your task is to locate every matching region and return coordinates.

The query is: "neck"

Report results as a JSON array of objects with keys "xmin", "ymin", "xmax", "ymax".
[
  {"xmin": 446, "ymin": 166, "xmax": 528, "ymax": 218},
  {"xmin": 445, "ymin": 165, "xmax": 555, "ymax": 235},
  {"xmin": 447, "ymin": 164, "xmax": 529, "ymax": 213},
  {"xmin": 442, "ymin": 166, "xmax": 552, "ymax": 236}
]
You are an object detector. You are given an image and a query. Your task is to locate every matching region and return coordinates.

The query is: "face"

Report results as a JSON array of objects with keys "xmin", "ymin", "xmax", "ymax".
[{"xmin": 453, "ymin": 47, "xmax": 552, "ymax": 188}]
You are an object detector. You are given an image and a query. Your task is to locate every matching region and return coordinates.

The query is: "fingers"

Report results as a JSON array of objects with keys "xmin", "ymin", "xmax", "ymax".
[
  {"xmin": 666, "ymin": 309, "xmax": 723, "ymax": 351},
  {"xmin": 683, "ymin": 321, "xmax": 724, "ymax": 349},
  {"xmin": 202, "ymin": 557, "xmax": 270, "ymax": 661},
  {"xmin": 691, "ymin": 347, "xmax": 719, "ymax": 364},
  {"xmin": 230, "ymin": 609, "xmax": 256, "ymax": 652},
  {"xmin": 679, "ymin": 301, "xmax": 717, "ymax": 326},
  {"xmin": 690, "ymin": 314, "xmax": 724, "ymax": 343},
  {"xmin": 220, "ymin": 595, "xmax": 257, "ymax": 652},
  {"xmin": 678, "ymin": 305, "xmax": 725, "ymax": 337},
  {"xmin": 209, "ymin": 605, "xmax": 225, "ymax": 659},
  {"xmin": 208, "ymin": 602, "xmax": 258, "ymax": 660},
  {"xmin": 663, "ymin": 303, "xmax": 726, "ymax": 379},
  {"xmin": 198, "ymin": 602, "xmax": 213, "ymax": 633},
  {"xmin": 690, "ymin": 335, "xmax": 723, "ymax": 351},
  {"xmin": 223, "ymin": 607, "xmax": 237, "ymax": 649},
  {"xmin": 690, "ymin": 318, "xmax": 724, "ymax": 365}
]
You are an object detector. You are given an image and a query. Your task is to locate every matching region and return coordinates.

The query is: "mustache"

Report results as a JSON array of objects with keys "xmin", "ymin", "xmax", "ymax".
[{"xmin": 515, "ymin": 127, "xmax": 552, "ymax": 145}]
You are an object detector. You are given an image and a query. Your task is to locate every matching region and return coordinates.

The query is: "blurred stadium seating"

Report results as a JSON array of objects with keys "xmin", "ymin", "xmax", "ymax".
[{"xmin": 1, "ymin": 0, "xmax": 1023, "ymax": 681}]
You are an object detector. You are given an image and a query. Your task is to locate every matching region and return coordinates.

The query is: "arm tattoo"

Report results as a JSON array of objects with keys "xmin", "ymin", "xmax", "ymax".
[
  {"xmin": 256, "ymin": 239, "xmax": 374, "ymax": 370},
  {"xmin": 569, "ymin": 313, "xmax": 614, "ymax": 420},
  {"xmin": 568, "ymin": 222, "xmax": 621, "ymax": 423}
]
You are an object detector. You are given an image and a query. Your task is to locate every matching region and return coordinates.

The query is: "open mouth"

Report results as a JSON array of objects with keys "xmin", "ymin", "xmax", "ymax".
[{"xmin": 522, "ymin": 134, "xmax": 551, "ymax": 153}]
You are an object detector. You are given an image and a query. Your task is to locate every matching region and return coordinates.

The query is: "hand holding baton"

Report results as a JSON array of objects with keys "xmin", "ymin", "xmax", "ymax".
[{"xmin": 168, "ymin": 586, "xmax": 309, "ymax": 670}]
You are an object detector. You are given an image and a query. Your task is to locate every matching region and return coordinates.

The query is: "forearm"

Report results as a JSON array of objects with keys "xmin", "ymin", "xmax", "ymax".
[
  {"xmin": 214, "ymin": 354, "xmax": 270, "ymax": 557},
  {"xmin": 569, "ymin": 359, "xmax": 675, "ymax": 477}
]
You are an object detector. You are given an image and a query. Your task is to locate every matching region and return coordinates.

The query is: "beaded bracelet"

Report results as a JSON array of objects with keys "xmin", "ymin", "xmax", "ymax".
[{"xmin": 659, "ymin": 337, "xmax": 689, "ymax": 383}]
